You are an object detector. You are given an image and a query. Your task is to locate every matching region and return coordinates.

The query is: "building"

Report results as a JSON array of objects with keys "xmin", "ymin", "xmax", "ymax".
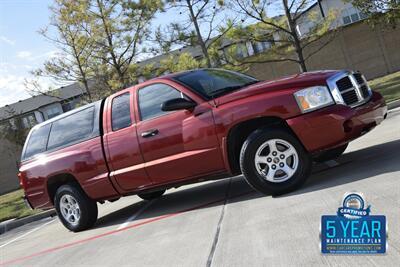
[
  {"xmin": 296, "ymin": 0, "xmax": 369, "ymax": 37},
  {"xmin": 138, "ymin": 0, "xmax": 370, "ymax": 74},
  {"xmin": 0, "ymin": 83, "xmax": 87, "ymax": 194}
]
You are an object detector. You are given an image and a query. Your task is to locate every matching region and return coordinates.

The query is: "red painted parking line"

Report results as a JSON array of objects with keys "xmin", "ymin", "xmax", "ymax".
[{"xmin": 1, "ymin": 190, "xmax": 254, "ymax": 266}]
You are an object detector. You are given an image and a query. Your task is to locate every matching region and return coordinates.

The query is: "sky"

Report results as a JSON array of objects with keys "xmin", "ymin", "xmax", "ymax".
[
  {"xmin": 0, "ymin": 0, "xmax": 195, "ymax": 108},
  {"xmin": 0, "ymin": 0, "xmax": 257, "ymax": 108},
  {"xmin": 0, "ymin": 0, "xmax": 57, "ymax": 107}
]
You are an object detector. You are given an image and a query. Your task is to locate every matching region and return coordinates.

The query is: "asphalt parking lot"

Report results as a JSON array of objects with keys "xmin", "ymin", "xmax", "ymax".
[{"xmin": 1, "ymin": 108, "xmax": 399, "ymax": 267}]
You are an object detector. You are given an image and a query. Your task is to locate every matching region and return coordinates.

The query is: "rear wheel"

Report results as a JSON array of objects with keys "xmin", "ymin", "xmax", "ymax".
[
  {"xmin": 138, "ymin": 189, "xmax": 166, "ymax": 201},
  {"xmin": 240, "ymin": 128, "xmax": 312, "ymax": 195},
  {"xmin": 313, "ymin": 144, "xmax": 348, "ymax": 163},
  {"xmin": 54, "ymin": 184, "xmax": 98, "ymax": 232}
]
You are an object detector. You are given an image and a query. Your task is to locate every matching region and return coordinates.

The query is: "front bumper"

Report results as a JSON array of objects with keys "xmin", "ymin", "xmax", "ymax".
[{"xmin": 287, "ymin": 91, "xmax": 387, "ymax": 153}]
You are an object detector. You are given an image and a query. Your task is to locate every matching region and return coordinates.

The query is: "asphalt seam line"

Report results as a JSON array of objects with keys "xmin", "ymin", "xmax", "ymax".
[
  {"xmin": 2, "ymin": 189, "xmax": 254, "ymax": 267},
  {"xmin": 206, "ymin": 178, "xmax": 232, "ymax": 267}
]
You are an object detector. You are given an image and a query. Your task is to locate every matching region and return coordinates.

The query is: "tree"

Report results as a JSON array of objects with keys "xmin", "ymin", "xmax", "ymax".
[
  {"xmin": 87, "ymin": 0, "xmax": 162, "ymax": 89},
  {"xmin": 348, "ymin": 0, "xmax": 400, "ymax": 27},
  {"xmin": 27, "ymin": 0, "xmax": 95, "ymax": 101},
  {"xmin": 30, "ymin": 0, "xmax": 162, "ymax": 102},
  {"xmin": 0, "ymin": 109, "xmax": 31, "ymax": 148},
  {"xmin": 155, "ymin": 0, "xmax": 232, "ymax": 68},
  {"xmin": 225, "ymin": 0, "xmax": 337, "ymax": 72},
  {"xmin": 158, "ymin": 52, "xmax": 202, "ymax": 73}
]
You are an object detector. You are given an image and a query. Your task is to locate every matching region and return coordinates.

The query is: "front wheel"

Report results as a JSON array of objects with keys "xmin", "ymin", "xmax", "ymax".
[
  {"xmin": 54, "ymin": 184, "xmax": 98, "ymax": 232},
  {"xmin": 240, "ymin": 128, "xmax": 312, "ymax": 195}
]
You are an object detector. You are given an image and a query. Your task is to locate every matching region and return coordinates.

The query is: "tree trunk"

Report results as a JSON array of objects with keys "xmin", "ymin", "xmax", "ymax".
[
  {"xmin": 96, "ymin": 0, "xmax": 125, "ymax": 85},
  {"xmin": 186, "ymin": 0, "xmax": 212, "ymax": 68},
  {"xmin": 282, "ymin": 0, "xmax": 308, "ymax": 72}
]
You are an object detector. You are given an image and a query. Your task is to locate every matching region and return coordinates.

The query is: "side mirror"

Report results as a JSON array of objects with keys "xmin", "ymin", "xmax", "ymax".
[{"xmin": 161, "ymin": 98, "xmax": 197, "ymax": 112}]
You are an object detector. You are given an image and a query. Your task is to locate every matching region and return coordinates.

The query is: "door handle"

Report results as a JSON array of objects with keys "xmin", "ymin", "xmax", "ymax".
[{"xmin": 141, "ymin": 129, "xmax": 159, "ymax": 138}]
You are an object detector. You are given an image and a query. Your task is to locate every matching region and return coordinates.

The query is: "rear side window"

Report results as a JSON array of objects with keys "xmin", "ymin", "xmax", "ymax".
[
  {"xmin": 23, "ymin": 124, "xmax": 51, "ymax": 160},
  {"xmin": 112, "ymin": 93, "xmax": 132, "ymax": 131},
  {"xmin": 47, "ymin": 107, "xmax": 95, "ymax": 150}
]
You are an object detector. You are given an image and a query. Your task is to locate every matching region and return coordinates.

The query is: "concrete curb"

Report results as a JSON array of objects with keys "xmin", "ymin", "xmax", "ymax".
[
  {"xmin": 388, "ymin": 99, "xmax": 400, "ymax": 110},
  {"xmin": 0, "ymin": 209, "xmax": 56, "ymax": 235}
]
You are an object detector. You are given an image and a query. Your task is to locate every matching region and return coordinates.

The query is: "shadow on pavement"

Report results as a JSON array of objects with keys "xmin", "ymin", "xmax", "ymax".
[
  {"xmin": 94, "ymin": 139, "xmax": 400, "ymax": 229},
  {"xmin": 278, "ymin": 138, "xmax": 400, "ymax": 198}
]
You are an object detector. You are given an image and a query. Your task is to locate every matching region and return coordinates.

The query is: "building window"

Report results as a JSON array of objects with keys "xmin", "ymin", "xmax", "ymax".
[
  {"xmin": 252, "ymin": 41, "xmax": 271, "ymax": 54},
  {"xmin": 236, "ymin": 43, "xmax": 248, "ymax": 59},
  {"xmin": 342, "ymin": 7, "xmax": 366, "ymax": 25},
  {"xmin": 62, "ymin": 102, "xmax": 73, "ymax": 112},
  {"xmin": 343, "ymin": 16, "xmax": 352, "ymax": 24},
  {"xmin": 21, "ymin": 113, "xmax": 37, "ymax": 129},
  {"xmin": 46, "ymin": 106, "xmax": 62, "ymax": 119}
]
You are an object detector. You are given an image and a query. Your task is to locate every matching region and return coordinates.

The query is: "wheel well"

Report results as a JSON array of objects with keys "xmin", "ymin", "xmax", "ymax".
[
  {"xmin": 47, "ymin": 173, "xmax": 82, "ymax": 204},
  {"xmin": 226, "ymin": 117, "xmax": 298, "ymax": 175}
]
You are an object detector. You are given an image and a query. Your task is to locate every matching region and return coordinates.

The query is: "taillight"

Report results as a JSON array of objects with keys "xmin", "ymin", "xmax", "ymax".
[{"xmin": 18, "ymin": 172, "xmax": 27, "ymax": 190}]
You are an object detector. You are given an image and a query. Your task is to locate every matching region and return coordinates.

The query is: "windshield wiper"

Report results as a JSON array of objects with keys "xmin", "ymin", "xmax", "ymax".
[{"xmin": 209, "ymin": 80, "xmax": 259, "ymax": 98}]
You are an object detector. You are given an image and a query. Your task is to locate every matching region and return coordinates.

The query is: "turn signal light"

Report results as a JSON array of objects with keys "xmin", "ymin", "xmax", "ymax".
[{"xmin": 18, "ymin": 172, "xmax": 27, "ymax": 190}]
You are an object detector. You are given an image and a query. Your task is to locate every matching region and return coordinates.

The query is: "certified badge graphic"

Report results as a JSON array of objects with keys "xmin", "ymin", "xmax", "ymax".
[
  {"xmin": 321, "ymin": 192, "xmax": 387, "ymax": 254},
  {"xmin": 337, "ymin": 192, "xmax": 370, "ymax": 219}
]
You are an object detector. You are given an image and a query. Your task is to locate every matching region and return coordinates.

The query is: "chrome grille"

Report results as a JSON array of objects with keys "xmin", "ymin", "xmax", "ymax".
[
  {"xmin": 341, "ymin": 90, "xmax": 359, "ymax": 105},
  {"xmin": 336, "ymin": 77, "xmax": 353, "ymax": 91},
  {"xmin": 353, "ymin": 73, "xmax": 364, "ymax": 84},
  {"xmin": 327, "ymin": 71, "xmax": 371, "ymax": 107}
]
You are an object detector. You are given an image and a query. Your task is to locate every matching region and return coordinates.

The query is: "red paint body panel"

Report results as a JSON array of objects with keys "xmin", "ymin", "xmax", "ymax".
[
  {"xmin": 287, "ymin": 91, "xmax": 387, "ymax": 152},
  {"xmin": 102, "ymin": 89, "xmax": 152, "ymax": 192},
  {"xmin": 133, "ymin": 79, "xmax": 224, "ymax": 183},
  {"xmin": 20, "ymin": 137, "xmax": 118, "ymax": 209},
  {"xmin": 20, "ymin": 70, "xmax": 387, "ymax": 210}
]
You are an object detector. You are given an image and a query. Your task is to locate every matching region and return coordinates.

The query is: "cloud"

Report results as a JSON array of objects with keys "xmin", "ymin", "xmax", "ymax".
[
  {"xmin": 15, "ymin": 50, "xmax": 61, "ymax": 62},
  {"xmin": 0, "ymin": 74, "xmax": 30, "ymax": 107},
  {"xmin": 0, "ymin": 36, "xmax": 15, "ymax": 45},
  {"xmin": 17, "ymin": 51, "xmax": 33, "ymax": 59},
  {"xmin": 0, "ymin": 73, "xmax": 54, "ymax": 108},
  {"xmin": 0, "ymin": 50, "xmax": 62, "ymax": 108}
]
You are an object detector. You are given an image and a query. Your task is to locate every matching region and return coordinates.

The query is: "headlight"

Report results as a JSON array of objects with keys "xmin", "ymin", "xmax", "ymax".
[{"xmin": 294, "ymin": 86, "xmax": 334, "ymax": 113}]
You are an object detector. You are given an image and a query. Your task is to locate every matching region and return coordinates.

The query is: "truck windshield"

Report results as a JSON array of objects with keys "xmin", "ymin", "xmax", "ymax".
[{"xmin": 172, "ymin": 69, "xmax": 259, "ymax": 99}]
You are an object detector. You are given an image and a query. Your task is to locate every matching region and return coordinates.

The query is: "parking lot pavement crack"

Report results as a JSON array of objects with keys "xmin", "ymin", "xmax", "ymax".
[{"xmin": 206, "ymin": 178, "xmax": 232, "ymax": 267}]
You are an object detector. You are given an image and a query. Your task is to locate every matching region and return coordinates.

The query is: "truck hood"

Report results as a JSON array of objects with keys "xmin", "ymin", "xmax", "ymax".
[{"xmin": 213, "ymin": 70, "xmax": 339, "ymax": 106}]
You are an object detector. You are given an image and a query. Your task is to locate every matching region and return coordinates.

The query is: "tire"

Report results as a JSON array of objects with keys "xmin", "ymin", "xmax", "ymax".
[
  {"xmin": 54, "ymin": 184, "xmax": 98, "ymax": 232},
  {"xmin": 240, "ymin": 128, "xmax": 312, "ymax": 195},
  {"xmin": 138, "ymin": 190, "xmax": 166, "ymax": 201},
  {"xmin": 313, "ymin": 144, "xmax": 348, "ymax": 163}
]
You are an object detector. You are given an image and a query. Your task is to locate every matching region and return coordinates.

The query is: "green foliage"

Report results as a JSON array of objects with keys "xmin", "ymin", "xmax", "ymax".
[
  {"xmin": 347, "ymin": 0, "xmax": 400, "ymax": 28},
  {"xmin": 155, "ymin": 0, "xmax": 230, "ymax": 68},
  {"xmin": 225, "ymin": 0, "xmax": 337, "ymax": 72},
  {"xmin": 159, "ymin": 53, "xmax": 203, "ymax": 74},
  {"xmin": 30, "ymin": 0, "xmax": 163, "ymax": 101},
  {"xmin": 0, "ymin": 109, "xmax": 30, "ymax": 148},
  {"xmin": 0, "ymin": 190, "xmax": 39, "ymax": 222},
  {"xmin": 368, "ymin": 71, "xmax": 400, "ymax": 102}
]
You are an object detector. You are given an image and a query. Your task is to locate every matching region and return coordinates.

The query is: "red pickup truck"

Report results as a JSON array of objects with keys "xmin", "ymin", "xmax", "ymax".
[{"xmin": 19, "ymin": 69, "xmax": 387, "ymax": 231}]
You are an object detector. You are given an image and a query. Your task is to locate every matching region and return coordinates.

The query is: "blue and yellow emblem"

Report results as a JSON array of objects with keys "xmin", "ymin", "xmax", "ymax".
[{"xmin": 321, "ymin": 192, "xmax": 387, "ymax": 254}]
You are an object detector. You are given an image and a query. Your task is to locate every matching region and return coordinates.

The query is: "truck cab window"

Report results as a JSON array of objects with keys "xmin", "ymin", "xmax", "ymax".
[
  {"xmin": 111, "ymin": 93, "xmax": 132, "ymax": 131},
  {"xmin": 138, "ymin": 83, "xmax": 183, "ymax": 121}
]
